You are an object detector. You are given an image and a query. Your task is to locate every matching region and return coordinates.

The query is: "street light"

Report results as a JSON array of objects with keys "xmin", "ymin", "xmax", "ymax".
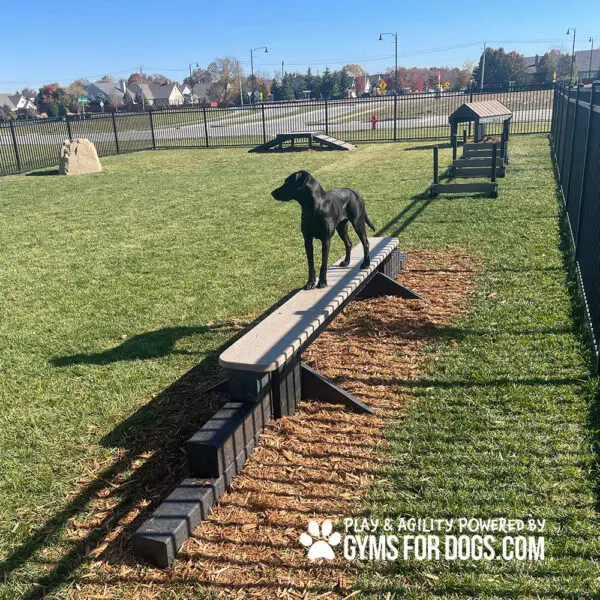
[
  {"xmin": 250, "ymin": 46, "xmax": 268, "ymax": 103},
  {"xmin": 567, "ymin": 28, "xmax": 576, "ymax": 84},
  {"xmin": 379, "ymin": 32, "xmax": 398, "ymax": 93},
  {"xmin": 189, "ymin": 62, "xmax": 199, "ymax": 104}
]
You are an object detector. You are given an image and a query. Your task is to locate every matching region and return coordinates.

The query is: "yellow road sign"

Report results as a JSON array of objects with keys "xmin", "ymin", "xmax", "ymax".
[
  {"xmin": 378, "ymin": 80, "xmax": 387, "ymax": 89},
  {"xmin": 444, "ymin": 81, "xmax": 450, "ymax": 89}
]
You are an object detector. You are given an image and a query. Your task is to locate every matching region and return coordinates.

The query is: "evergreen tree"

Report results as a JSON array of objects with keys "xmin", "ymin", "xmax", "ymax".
[
  {"xmin": 282, "ymin": 74, "xmax": 295, "ymax": 101},
  {"xmin": 321, "ymin": 67, "xmax": 334, "ymax": 99},
  {"xmin": 270, "ymin": 78, "xmax": 281, "ymax": 101}
]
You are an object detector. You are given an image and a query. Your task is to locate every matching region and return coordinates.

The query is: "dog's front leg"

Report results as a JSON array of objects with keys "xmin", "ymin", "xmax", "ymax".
[
  {"xmin": 304, "ymin": 236, "xmax": 317, "ymax": 290},
  {"xmin": 317, "ymin": 238, "xmax": 330, "ymax": 288}
]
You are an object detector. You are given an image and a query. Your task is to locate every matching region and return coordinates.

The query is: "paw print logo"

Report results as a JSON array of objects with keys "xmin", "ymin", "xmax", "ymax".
[{"xmin": 300, "ymin": 519, "xmax": 341, "ymax": 560}]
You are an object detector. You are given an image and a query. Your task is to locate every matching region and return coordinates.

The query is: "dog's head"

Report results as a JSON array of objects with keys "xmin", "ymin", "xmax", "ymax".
[{"xmin": 271, "ymin": 170, "xmax": 314, "ymax": 202}]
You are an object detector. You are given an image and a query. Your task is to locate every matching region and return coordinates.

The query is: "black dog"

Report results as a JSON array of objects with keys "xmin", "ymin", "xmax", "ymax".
[{"xmin": 271, "ymin": 170, "xmax": 375, "ymax": 289}]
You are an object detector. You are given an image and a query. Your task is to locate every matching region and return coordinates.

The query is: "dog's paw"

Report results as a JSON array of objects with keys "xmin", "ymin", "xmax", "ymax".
[
  {"xmin": 340, "ymin": 259, "xmax": 350, "ymax": 267},
  {"xmin": 304, "ymin": 280, "xmax": 317, "ymax": 290},
  {"xmin": 360, "ymin": 259, "xmax": 371, "ymax": 269},
  {"xmin": 317, "ymin": 280, "xmax": 328, "ymax": 288}
]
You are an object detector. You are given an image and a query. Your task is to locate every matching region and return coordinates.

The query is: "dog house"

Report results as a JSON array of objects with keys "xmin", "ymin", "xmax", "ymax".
[{"xmin": 449, "ymin": 100, "xmax": 512, "ymax": 143}]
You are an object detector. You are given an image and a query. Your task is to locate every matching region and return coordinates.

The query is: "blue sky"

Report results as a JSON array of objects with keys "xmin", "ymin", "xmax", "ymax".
[{"xmin": 3, "ymin": 0, "xmax": 600, "ymax": 91}]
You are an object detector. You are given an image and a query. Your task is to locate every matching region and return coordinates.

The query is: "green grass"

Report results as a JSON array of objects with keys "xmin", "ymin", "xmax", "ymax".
[{"xmin": 0, "ymin": 136, "xmax": 597, "ymax": 599}]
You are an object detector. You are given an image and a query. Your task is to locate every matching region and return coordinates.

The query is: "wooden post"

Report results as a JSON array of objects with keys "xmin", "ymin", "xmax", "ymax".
[
  {"xmin": 452, "ymin": 134, "xmax": 457, "ymax": 161},
  {"xmin": 463, "ymin": 128, "xmax": 467, "ymax": 144},
  {"xmin": 433, "ymin": 146, "xmax": 439, "ymax": 184},
  {"xmin": 491, "ymin": 142, "xmax": 498, "ymax": 183}
]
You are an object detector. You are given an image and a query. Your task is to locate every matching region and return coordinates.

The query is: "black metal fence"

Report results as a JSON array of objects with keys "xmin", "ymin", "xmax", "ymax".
[
  {"xmin": 551, "ymin": 82, "xmax": 600, "ymax": 368},
  {"xmin": 0, "ymin": 85, "xmax": 554, "ymax": 176}
]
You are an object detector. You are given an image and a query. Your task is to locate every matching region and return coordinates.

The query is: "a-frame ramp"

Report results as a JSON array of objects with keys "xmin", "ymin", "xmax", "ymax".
[{"xmin": 249, "ymin": 131, "xmax": 355, "ymax": 152}]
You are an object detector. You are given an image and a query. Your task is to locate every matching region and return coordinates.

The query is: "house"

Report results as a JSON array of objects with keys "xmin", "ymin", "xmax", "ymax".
[
  {"xmin": 576, "ymin": 49, "xmax": 600, "ymax": 80},
  {"xmin": 85, "ymin": 80, "xmax": 129, "ymax": 106},
  {"xmin": 0, "ymin": 93, "xmax": 36, "ymax": 113},
  {"xmin": 524, "ymin": 49, "xmax": 600, "ymax": 83},
  {"xmin": 190, "ymin": 82, "xmax": 212, "ymax": 104},
  {"xmin": 128, "ymin": 82, "xmax": 185, "ymax": 106}
]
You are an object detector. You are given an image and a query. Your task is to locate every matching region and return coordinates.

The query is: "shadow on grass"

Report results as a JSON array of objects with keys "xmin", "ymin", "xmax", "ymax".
[
  {"xmin": 3, "ymin": 290, "xmax": 301, "ymax": 599},
  {"xmin": 26, "ymin": 168, "xmax": 59, "ymax": 176},
  {"xmin": 50, "ymin": 325, "xmax": 222, "ymax": 366}
]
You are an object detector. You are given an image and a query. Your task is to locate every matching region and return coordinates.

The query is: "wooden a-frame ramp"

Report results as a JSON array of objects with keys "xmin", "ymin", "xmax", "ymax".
[{"xmin": 249, "ymin": 131, "xmax": 356, "ymax": 152}]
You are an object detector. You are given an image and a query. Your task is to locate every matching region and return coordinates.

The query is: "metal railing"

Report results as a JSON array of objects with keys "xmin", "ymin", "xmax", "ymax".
[
  {"xmin": 0, "ymin": 85, "xmax": 554, "ymax": 176},
  {"xmin": 551, "ymin": 82, "xmax": 600, "ymax": 369}
]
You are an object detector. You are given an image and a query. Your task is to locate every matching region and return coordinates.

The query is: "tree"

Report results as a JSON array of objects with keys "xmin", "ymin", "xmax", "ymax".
[
  {"xmin": 320, "ymin": 67, "xmax": 335, "ymax": 98},
  {"xmin": 473, "ymin": 47, "xmax": 527, "ymax": 88},
  {"xmin": 338, "ymin": 68, "xmax": 352, "ymax": 97},
  {"xmin": 20, "ymin": 87, "xmax": 37, "ymax": 99},
  {"xmin": 282, "ymin": 73, "xmax": 295, "ymax": 101},
  {"xmin": 96, "ymin": 74, "xmax": 114, "ymax": 83},
  {"xmin": 344, "ymin": 64, "xmax": 365, "ymax": 77},
  {"xmin": 537, "ymin": 49, "xmax": 572, "ymax": 84},
  {"xmin": 1, "ymin": 105, "xmax": 15, "ymax": 120},
  {"xmin": 270, "ymin": 78, "xmax": 282, "ymax": 101},
  {"xmin": 37, "ymin": 83, "xmax": 67, "ymax": 116},
  {"xmin": 183, "ymin": 67, "xmax": 212, "ymax": 89},
  {"xmin": 303, "ymin": 67, "xmax": 318, "ymax": 99},
  {"xmin": 207, "ymin": 57, "xmax": 241, "ymax": 104}
]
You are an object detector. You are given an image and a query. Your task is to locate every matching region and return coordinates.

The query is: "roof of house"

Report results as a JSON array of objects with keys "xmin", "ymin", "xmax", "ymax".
[
  {"xmin": 576, "ymin": 49, "xmax": 600, "ymax": 74},
  {"xmin": 191, "ymin": 82, "xmax": 212, "ymax": 98},
  {"xmin": 0, "ymin": 93, "xmax": 22, "ymax": 110},
  {"xmin": 449, "ymin": 100, "xmax": 512, "ymax": 124}
]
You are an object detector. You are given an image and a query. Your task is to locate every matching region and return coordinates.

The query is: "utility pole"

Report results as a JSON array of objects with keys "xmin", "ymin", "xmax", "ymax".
[
  {"xmin": 480, "ymin": 42, "xmax": 486, "ymax": 90},
  {"xmin": 567, "ymin": 29, "xmax": 576, "ymax": 84},
  {"xmin": 188, "ymin": 62, "xmax": 199, "ymax": 104},
  {"xmin": 379, "ymin": 32, "xmax": 398, "ymax": 92},
  {"xmin": 238, "ymin": 60, "xmax": 244, "ymax": 105},
  {"xmin": 139, "ymin": 66, "xmax": 145, "ymax": 111},
  {"xmin": 281, "ymin": 61, "xmax": 284, "ymax": 82},
  {"xmin": 589, "ymin": 37, "xmax": 594, "ymax": 80}
]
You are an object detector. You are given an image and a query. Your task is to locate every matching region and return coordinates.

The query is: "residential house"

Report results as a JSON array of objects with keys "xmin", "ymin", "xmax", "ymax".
[
  {"xmin": 128, "ymin": 82, "xmax": 185, "ymax": 106},
  {"xmin": 576, "ymin": 49, "xmax": 600, "ymax": 80},
  {"xmin": 190, "ymin": 82, "xmax": 212, "ymax": 104},
  {"xmin": 85, "ymin": 80, "xmax": 129, "ymax": 106},
  {"xmin": 0, "ymin": 93, "xmax": 36, "ymax": 114}
]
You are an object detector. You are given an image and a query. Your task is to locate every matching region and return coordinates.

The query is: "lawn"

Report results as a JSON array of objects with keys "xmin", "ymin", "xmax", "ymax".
[{"xmin": 0, "ymin": 136, "xmax": 597, "ymax": 598}]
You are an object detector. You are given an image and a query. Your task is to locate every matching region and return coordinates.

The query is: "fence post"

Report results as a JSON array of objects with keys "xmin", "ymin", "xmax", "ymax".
[
  {"xmin": 324, "ymin": 99, "xmax": 329, "ymax": 135},
  {"xmin": 433, "ymin": 146, "xmax": 439, "ymax": 184},
  {"xmin": 261, "ymin": 103, "xmax": 267, "ymax": 144},
  {"xmin": 393, "ymin": 94, "xmax": 397, "ymax": 141},
  {"xmin": 148, "ymin": 111, "xmax": 156, "ymax": 150},
  {"xmin": 202, "ymin": 107, "xmax": 209, "ymax": 147},
  {"xmin": 565, "ymin": 85, "xmax": 580, "ymax": 206},
  {"xmin": 558, "ymin": 85, "xmax": 571, "ymax": 182},
  {"xmin": 9, "ymin": 120, "xmax": 22, "ymax": 173},
  {"xmin": 66, "ymin": 116, "xmax": 73, "ymax": 140},
  {"xmin": 111, "ymin": 112, "xmax": 120, "ymax": 154},
  {"xmin": 574, "ymin": 83, "xmax": 598, "ymax": 258}
]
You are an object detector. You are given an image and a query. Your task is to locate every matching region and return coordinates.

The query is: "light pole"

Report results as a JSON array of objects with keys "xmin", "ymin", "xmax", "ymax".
[
  {"xmin": 250, "ymin": 46, "xmax": 268, "ymax": 103},
  {"xmin": 379, "ymin": 32, "xmax": 398, "ymax": 92},
  {"xmin": 188, "ymin": 62, "xmax": 199, "ymax": 104},
  {"xmin": 567, "ymin": 28, "xmax": 576, "ymax": 84},
  {"xmin": 589, "ymin": 37, "xmax": 594, "ymax": 80}
]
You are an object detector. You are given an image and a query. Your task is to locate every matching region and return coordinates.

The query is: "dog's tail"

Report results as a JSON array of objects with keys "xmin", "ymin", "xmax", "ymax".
[{"xmin": 365, "ymin": 213, "xmax": 375, "ymax": 231}]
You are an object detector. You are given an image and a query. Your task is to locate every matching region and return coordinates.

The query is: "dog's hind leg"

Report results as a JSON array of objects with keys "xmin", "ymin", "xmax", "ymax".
[
  {"xmin": 317, "ymin": 237, "xmax": 331, "ymax": 288},
  {"xmin": 304, "ymin": 235, "xmax": 317, "ymax": 290},
  {"xmin": 337, "ymin": 222, "xmax": 352, "ymax": 267},
  {"xmin": 352, "ymin": 219, "xmax": 371, "ymax": 269}
]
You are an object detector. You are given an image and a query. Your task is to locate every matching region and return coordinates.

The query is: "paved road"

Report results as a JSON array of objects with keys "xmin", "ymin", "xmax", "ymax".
[{"xmin": 1, "ymin": 107, "xmax": 552, "ymax": 147}]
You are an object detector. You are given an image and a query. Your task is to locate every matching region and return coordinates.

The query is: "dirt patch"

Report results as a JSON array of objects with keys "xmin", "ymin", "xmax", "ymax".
[{"xmin": 68, "ymin": 250, "xmax": 481, "ymax": 600}]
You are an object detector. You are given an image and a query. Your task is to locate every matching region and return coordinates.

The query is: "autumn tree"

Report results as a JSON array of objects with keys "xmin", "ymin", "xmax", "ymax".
[
  {"xmin": 207, "ymin": 57, "xmax": 241, "ymax": 104},
  {"xmin": 473, "ymin": 47, "xmax": 527, "ymax": 88},
  {"xmin": 96, "ymin": 74, "xmax": 114, "ymax": 83},
  {"xmin": 344, "ymin": 64, "xmax": 365, "ymax": 77},
  {"xmin": 537, "ymin": 49, "xmax": 573, "ymax": 84},
  {"xmin": 183, "ymin": 67, "xmax": 213, "ymax": 89},
  {"xmin": 36, "ymin": 83, "xmax": 67, "ymax": 116}
]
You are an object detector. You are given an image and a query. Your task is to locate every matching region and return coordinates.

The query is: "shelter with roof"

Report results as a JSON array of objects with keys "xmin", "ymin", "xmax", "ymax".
[{"xmin": 448, "ymin": 100, "xmax": 512, "ymax": 143}]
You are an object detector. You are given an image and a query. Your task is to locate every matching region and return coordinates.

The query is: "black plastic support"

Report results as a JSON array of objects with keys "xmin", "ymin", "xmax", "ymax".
[
  {"xmin": 301, "ymin": 363, "xmax": 374, "ymax": 414},
  {"xmin": 358, "ymin": 271, "xmax": 424, "ymax": 300}
]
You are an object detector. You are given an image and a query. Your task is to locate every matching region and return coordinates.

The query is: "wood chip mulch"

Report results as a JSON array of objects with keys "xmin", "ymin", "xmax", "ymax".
[{"xmin": 67, "ymin": 250, "xmax": 480, "ymax": 600}]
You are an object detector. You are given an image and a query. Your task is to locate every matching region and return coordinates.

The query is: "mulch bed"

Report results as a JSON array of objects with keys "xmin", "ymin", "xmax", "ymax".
[{"xmin": 67, "ymin": 250, "xmax": 480, "ymax": 600}]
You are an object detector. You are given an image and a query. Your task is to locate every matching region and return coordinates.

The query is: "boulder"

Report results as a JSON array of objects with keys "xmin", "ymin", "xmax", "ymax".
[{"xmin": 58, "ymin": 138, "xmax": 102, "ymax": 175}]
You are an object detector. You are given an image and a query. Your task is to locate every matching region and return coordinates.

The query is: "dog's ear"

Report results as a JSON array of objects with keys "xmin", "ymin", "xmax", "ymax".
[{"xmin": 295, "ymin": 170, "xmax": 309, "ymax": 186}]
